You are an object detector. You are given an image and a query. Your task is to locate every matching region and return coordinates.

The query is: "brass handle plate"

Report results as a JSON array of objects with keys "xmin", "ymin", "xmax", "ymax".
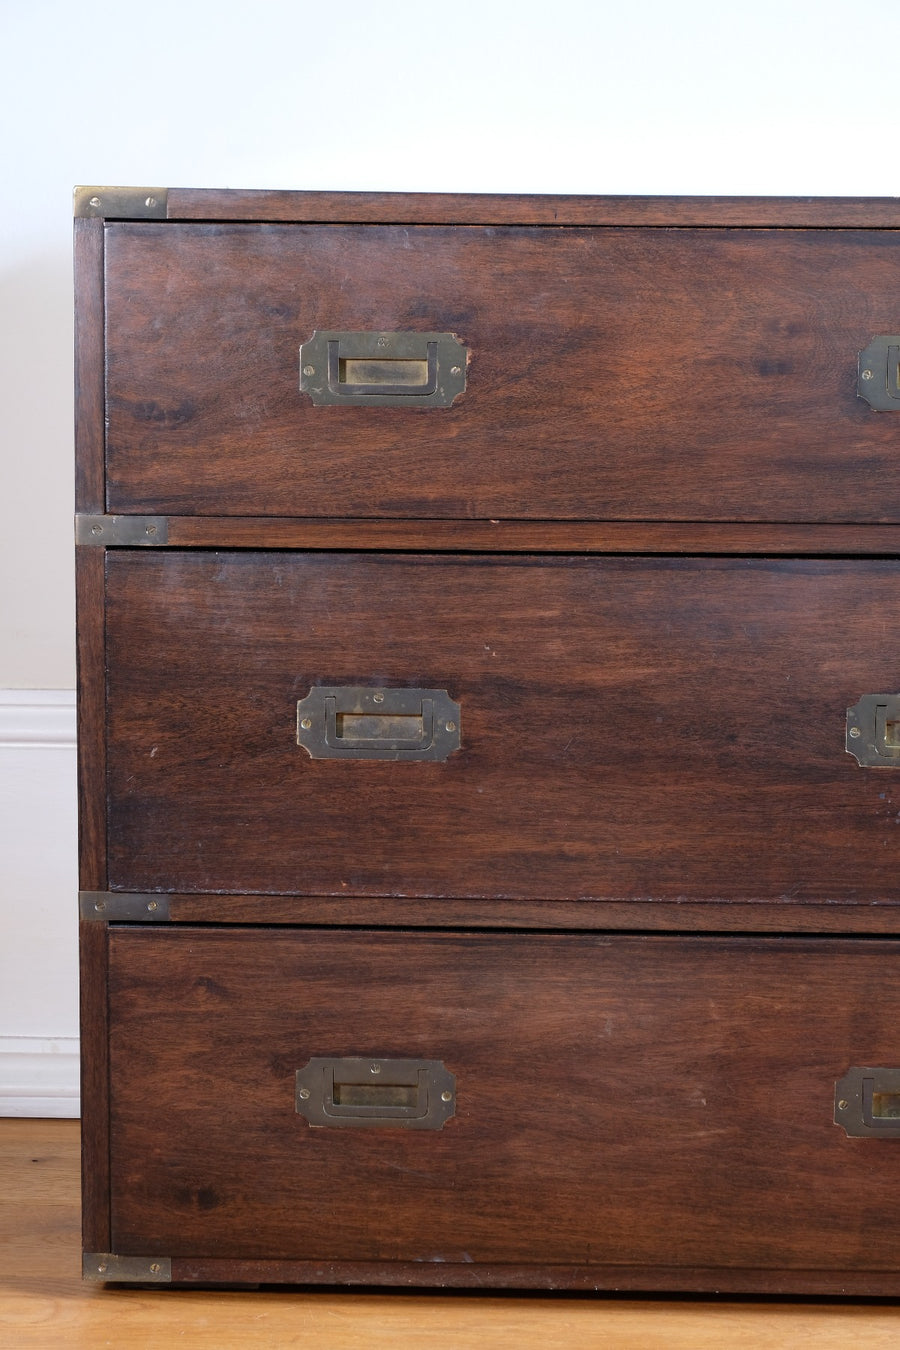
[
  {"xmin": 835, "ymin": 1068, "xmax": 900, "ymax": 1136},
  {"xmin": 299, "ymin": 331, "xmax": 467, "ymax": 407},
  {"xmin": 858, "ymin": 336, "xmax": 900, "ymax": 410},
  {"xmin": 295, "ymin": 1057, "xmax": 456, "ymax": 1129},
  {"xmin": 846, "ymin": 694, "xmax": 900, "ymax": 767},
  {"xmin": 296, "ymin": 686, "xmax": 461, "ymax": 761}
]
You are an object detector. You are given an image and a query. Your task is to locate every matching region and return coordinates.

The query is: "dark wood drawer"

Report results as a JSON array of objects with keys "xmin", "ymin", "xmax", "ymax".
[
  {"xmin": 105, "ymin": 550, "xmax": 900, "ymax": 907},
  {"xmin": 105, "ymin": 926, "xmax": 900, "ymax": 1291},
  {"xmin": 103, "ymin": 222, "xmax": 900, "ymax": 522}
]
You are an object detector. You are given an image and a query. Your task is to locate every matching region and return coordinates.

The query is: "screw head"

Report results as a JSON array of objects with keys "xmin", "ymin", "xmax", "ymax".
[
  {"xmin": 300, "ymin": 717, "xmax": 312, "ymax": 730},
  {"xmin": 149, "ymin": 1262, "xmax": 161, "ymax": 1274},
  {"xmin": 91, "ymin": 524, "xmax": 103, "ymax": 536},
  {"xmin": 370, "ymin": 1063, "xmax": 381, "ymax": 1074},
  {"xmin": 849, "ymin": 726, "xmax": 861, "ymax": 738},
  {"xmin": 298, "ymin": 1087, "xmax": 311, "ymax": 1100},
  {"xmin": 838, "ymin": 1099, "xmax": 849, "ymax": 1110},
  {"xmin": 94, "ymin": 901, "xmax": 106, "ymax": 913},
  {"xmin": 373, "ymin": 692, "xmax": 385, "ymax": 704},
  {"xmin": 147, "ymin": 900, "xmax": 158, "ymax": 912},
  {"xmin": 450, "ymin": 366, "xmax": 462, "ymax": 376},
  {"xmin": 303, "ymin": 365, "xmax": 315, "ymax": 376},
  {"xmin": 145, "ymin": 197, "xmax": 157, "ymax": 209},
  {"xmin": 89, "ymin": 196, "xmax": 101, "ymax": 208},
  {"xmin": 862, "ymin": 369, "xmax": 874, "ymax": 380},
  {"xmin": 146, "ymin": 524, "xmax": 157, "ymax": 536},
  {"xmin": 445, "ymin": 721, "xmax": 456, "ymax": 732},
  {"xmin": 441, "ymin": 1090, "xmax": 452, "ymax": 1102},
  {"xmin": 97, "ymin": 1262, "xmax": 108, "ymax": 1273}
]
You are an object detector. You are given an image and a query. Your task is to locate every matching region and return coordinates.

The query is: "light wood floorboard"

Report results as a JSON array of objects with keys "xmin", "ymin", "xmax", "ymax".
[{"xmin": 1, "ymin": 1118, "xmax": 899, "ymax": 1348}]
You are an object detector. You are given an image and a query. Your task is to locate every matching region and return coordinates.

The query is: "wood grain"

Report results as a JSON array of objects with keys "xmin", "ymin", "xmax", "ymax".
[
  {"xmin": 164, "ymin": 188, "xmax": 900, "ymax": 227},
  {"xmin": 75, "ymin": 548, "xmax": 105, "ymax": 892},
  {"xmin": 105, "ymin": 928, "xmax": 900, "ymax": 1286},
  {"xmin": 107, "ymin": 893, "xmax": 900, "ymax": 933},
  {"xmin": 73, "ymin": 217, "xmax": 104, "ymax": 513},
  {"xmin": 4, "ymin": 1121, "xmax": 900, "ymax": 1348},
  {"xmin": 104, "ymin": 223, "xmax": 900, "ymax": 522},
  {"xmin": 158, "ymin": 517, "xmax": 900, "ymax": 554},
  {"xmin": 105, "ymin": 551, "xmax": 900, "ymax": 906},
  {"xmin": 78, "ymin": 920, "xmax": 109, "ymax": 1253}
]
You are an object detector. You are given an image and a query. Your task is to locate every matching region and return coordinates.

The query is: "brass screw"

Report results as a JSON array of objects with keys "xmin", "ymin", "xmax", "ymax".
[
  {"xmin": 91, "ymin": 524, "xmax": 103, "ymax": 536},
  {"xmin": 445, "ymin": 721, "xmax": 456, "ymax": 732},
  {"xmin": 147, "ymin": 900, "xmax": 158, "ymax": 912},
  {"xmin": 849, "ymin": 727, "xmax": 861, "ymax": 739},
  {"xmin": 145, "ymin": 197, "xmax": 157, "ymax": 209},
  {"xmin": 149, "ymin": 1262, "xmax": 161, "ymax": 1274},
  {"xmin": 370, "ymin": 1063, "xmax": 381, "ymax": 1074},
  {"xmin": 862, "ymin": 369, "xmax": 874, "ymax": 381},
  {"xmin": 450, "ymin": 366, "xmax": 462, "ymax": 376},
  {"xmin": 298, "ymin": 1087, "xmax": 311, "ymax": 1100},
  {"xmin": 303, "ymin": 365, "xmax": 315, "ymax": 376},
  {"xmin": 89, "ymin": 196, "xmax": 101, "ymax": 208},
  {"xmin": 94, "ymin": 901, "xmax": 106, "ymax": 913},
  {"xmin": 441, "ymin": 1091, "xmax": 452, "ymax": 1102},
  {"xmin": 373, "ymin": 692, "xmax": 385, "ymax": 704},
  {"xmin": 97, "ymin": 1262, "xmax": 108, "ymax": 1273},
  {"xmin": 838, "ymin": 1099, "xmax": 848, "ymax": 1110},
  {"xmin": 300, "ymin": 717, "xmax": 312, "ymax": 730},
  {"xmin": 146, "ymin": 525, "xmax": 157, "ymax": 536}
]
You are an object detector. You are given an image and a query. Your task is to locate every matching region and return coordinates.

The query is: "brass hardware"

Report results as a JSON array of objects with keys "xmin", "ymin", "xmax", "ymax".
[
  {"xmin": 296, "ymin": 686, "xmax": 461, "ymax": 761},
  {"xmin": 83, "ymin": 1253, "xmax": 172, "ymax": 1282},
  {"xmin": 295, "ymin": 1057, "xmax": 456, "ymax": 1129},
  {"xmin": 299, "ymin": 332, "xmax": 467, "ymax": 407},
  {"xmin": 79, "ymin": 892, "xmax": 171, "ymax": 921},
  {"xmin": 76, "ymin": 515, "xmax": 168, "ymax": 546},
  {"xmin": 846, "ymin": 694, "xmax": 900, "ymax": 767},
  {"xmin": 834, "ymin": 1068, "xmax": 900, "ymax": 1137},
  {"xmin": 74, "ymin": 186, "xmax": 168, "ymax": 219},
  {"xmin": 857, "ymin": 336, "xmax": 900, "ymax": 410}
]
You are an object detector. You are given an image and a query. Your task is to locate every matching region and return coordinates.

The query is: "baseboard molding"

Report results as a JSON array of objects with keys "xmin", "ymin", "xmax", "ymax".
[
  {"xmin": 0, "ymin": 689, "xmax": 79, "ymax": 1117},
  {"xmin": 0, "ymin": 1037, "xmax": 80, "ymax": 1117},
  {"xmin": 0, "ymin": 688, "xmax": 76, "ymax": 748}
]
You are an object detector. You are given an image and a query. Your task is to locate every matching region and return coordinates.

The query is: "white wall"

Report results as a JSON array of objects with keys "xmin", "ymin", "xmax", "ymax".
[{"xmin": 1, "ymin": 0, "xmax": 899, "ymax": 1111}]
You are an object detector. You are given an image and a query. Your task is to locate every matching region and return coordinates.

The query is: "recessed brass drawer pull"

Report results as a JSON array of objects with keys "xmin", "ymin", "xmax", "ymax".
[
  {"xmin": 295, "ymin": 1057, "xmax": 456, "ymax": 1129},
  {"xmin": 296, "ymin": 686, "xmax": 461, "ymax": 761},
  {"xmin": 835, "ymin": 1068, "xmax": 900, "ymax": 1136},
  {"xmin": 858, "ymin": 336, "xmax": 900, "ymax": 410},
  {"xmin": 299, "ymin": 331, "xmax": 467, "ymax": 407}
]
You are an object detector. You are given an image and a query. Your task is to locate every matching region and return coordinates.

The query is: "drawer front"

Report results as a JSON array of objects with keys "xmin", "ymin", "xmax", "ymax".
[
  {"xmin": 107, "ymin": 927, "xmax": 900, "ymax": 1273},
  {"xmin": 104, "ymin": 223, "xmax": 900, "ymax": 522},
  {"xmin": 105, "ymin": 551, "xmax": 900, "ymax": 904}
]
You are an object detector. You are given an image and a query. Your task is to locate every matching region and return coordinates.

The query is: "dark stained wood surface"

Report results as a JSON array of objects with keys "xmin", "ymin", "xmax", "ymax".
[
  {"xmin": 104, "ymin": 224, "xmax": 900, "ymax": 522},
  {"xmin": 105, "ymin": 552, "xmax": 900, "ymax": 906},
  {"xmin": 131, "ymin": 894, "xmax": 900, "ymax": 934},
  {"xmin": 79, "ymin": 920, "xmax": 109, "ymax": 1253},
  {"xmin": 164, "ymin": 189, "xmax": 900, "ymax": 228},
  {"xmin": 107, "ymin": 927, "xmax": 900, "ymax": 1282},
  {"xmin": 73, "ymin": 217, "xmax": 104, "ymax": 513},
  {"xmin": 158, "ymin": 517, "xmax": 900, "ymax": 554},
  {"xmin": 75, "ymin": 549, "xmax": 106, "ymax": 891}
]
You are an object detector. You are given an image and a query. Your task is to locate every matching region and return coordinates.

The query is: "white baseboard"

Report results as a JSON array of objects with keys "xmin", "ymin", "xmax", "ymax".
[
  {"xmin": 0, "ymin": 689, "xmax": 79, "ymax": 1116},
  {"xmin": 0, "ymin": 1036, "xmax": 80, "ymax": 1117}
]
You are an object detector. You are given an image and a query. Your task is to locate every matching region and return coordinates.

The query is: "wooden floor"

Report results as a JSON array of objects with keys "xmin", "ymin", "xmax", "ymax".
[{"xmin": 2, "ymin": 1119, "xmax": 900, "ymax": 1348}]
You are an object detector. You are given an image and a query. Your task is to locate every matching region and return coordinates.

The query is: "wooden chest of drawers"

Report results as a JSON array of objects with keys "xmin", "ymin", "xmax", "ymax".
[{"xmin": 76, "ymin": 187, "xmax": 900, "ymax": 1294}]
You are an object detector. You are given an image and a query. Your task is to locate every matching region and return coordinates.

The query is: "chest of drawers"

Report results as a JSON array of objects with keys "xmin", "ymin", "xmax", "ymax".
[{"xmin": 76, "ymin": 187, "xmax": 900, "ymax": 1293}]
